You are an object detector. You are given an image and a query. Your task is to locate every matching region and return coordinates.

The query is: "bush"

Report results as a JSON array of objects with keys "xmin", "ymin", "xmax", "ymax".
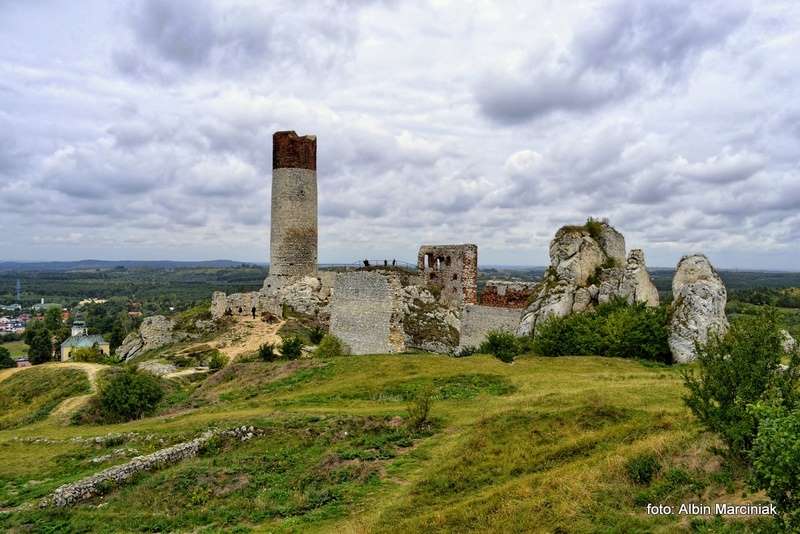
[
  {"xmin": 0, "ymin": 346, "xmax": 14, "ymax": 368},
  {"xmin": 69, "ymin": 345, "xmax": 106, "ymax": 363},
  {"xmin": 259, "ymin": 342, "xmax": 277, "ymax": 362},
  {"xmin": 407, "ymin": 385, "xmax": 434, "ymax": 430},
  {"xmin": 97, "ymin": 368, "xmax": 164, "ymax": 422},
  {"xmin": 281, "ymin": 336, "xmax": 304, "ymax": 360},
  {"xmin": 683, "ymin": 309, "xmax": 799, "ymax": 460},
  {"xmin": 749, "ymin": 403, "xmax": 800, "ymax": 529},
  {"xmin": 530, "ymin": 299, "xmax": 671, "ymax": 363},
  {"xmin": 308, "ymin": 326, "xmax": 325, "ymax": 345},
  {"xmin": 479, "ymin": 330, "xmax": 520, "ymax": 363},
  {"xmin": 625, "ymin": 453, "xmax": 661, "ymax": 485},
  {"xmin": 208, "ymin": 351, "xmax": 228, "ymax": 371},
  {"xmin": 314, "ymin": 334, "xmax": 348, "ymax": 358}
]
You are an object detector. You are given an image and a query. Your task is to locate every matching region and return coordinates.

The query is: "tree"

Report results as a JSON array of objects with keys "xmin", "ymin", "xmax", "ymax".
[
  {"xmin": 0, "ymin": 346, "xmax": 14, "ymax": 368},
  {"xmin": 44, "ymin": 307, "xmax": 62, "ymax": 332},
  {"xmin": 683, "ymin": 309, "xmax": 799, "ymax": 460},
  {"xmin": 97, "ymin": 368, "xmax": 164, "ymax": 422},
  {"xmin": 28, "ymin": 329, "xmax": 53, "ymax": 365},
  {"xmin": 749, "ymin": 403, "xmax": 800, "ymax": 530}
]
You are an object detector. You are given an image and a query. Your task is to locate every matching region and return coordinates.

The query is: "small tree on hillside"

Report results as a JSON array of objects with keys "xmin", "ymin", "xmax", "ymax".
[
  {"xmin": 0, "ymin": 346, "xmax": 14, "ymax": 368},
  {"xmin": 683, "ymin": 309, "xmax": 799, "ymax": 460},
  {"xmin": 28, "ymin": 329, "xmax": 53, "ymax": 365},
  {"xmin": 98, "ymin": 368, "xmax": 164, "ymax": 422}
]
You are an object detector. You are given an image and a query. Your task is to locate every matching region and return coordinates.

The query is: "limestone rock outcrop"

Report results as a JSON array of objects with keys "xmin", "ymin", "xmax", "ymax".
[
  {"xmin": 117, "ymin": 315, "xmax": 182, "ymax": 361},
  {"xmin": 668, "ymin": 254, "xmax": 729, "ymax": 364},
  {"xmin": 781, "ymin": 330, "xmax": 797, "ymax": 353},
  {"xmin": 517, "ymin": 221, "xmax": 659, "ymax": 336}
]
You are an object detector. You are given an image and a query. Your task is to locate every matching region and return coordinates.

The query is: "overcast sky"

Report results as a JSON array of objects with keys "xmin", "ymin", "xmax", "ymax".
[{"xmin": 1, "ymin": 0, "xmax": 798, "ymax": 269}]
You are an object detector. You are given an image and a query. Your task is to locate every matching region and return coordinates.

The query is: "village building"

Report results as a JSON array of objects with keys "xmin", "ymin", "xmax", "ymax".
[{"xmin": 60, "ymin": 334, "xmax": 109, "ymax": 362}]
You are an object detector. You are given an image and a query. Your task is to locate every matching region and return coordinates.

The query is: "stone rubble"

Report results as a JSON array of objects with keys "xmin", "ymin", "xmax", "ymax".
[{"xmin": 40, "ymin": 426, "xmax": 262, "ymax": 508}]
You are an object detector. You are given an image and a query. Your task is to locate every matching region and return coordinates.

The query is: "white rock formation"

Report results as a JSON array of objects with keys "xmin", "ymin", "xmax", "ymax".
[
  {"xmin": 781, "ymin": 329, "xmax": 796, "ymax": 353},
  {"xmin": 517, "ymin": 221, "xmax": 659, "ymax": 336},
  {"xmin": 668, "ymin": 254, "xmax": 729, "ymax": 364},
  {"xmin": 118, "ymin": 316, "xmax": 182, "ymax": 361}
]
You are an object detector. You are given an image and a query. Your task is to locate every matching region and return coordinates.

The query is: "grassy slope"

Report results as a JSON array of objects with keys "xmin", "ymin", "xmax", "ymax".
[
  {"xmin": 1, "ymin": 341, "xmax": 28, "ymax": 358},
  {"xmin": 0, "ymin": 355, "xmax": 768, "ymax": 532},
  {"xmin": 0, "ymin": 367, "xmax": 90, "ymax": 431}
]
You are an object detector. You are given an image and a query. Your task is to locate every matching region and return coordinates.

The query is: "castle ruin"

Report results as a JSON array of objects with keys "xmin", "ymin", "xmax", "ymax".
[{"xmin": 267, "ymin": 131, "xmax": 318, "ymax": 284}]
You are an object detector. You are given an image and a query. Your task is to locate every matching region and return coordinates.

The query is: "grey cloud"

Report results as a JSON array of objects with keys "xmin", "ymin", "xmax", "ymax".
[{"xmin": 475, "ymin": 0, "xmax": 749, "ymax": 123}]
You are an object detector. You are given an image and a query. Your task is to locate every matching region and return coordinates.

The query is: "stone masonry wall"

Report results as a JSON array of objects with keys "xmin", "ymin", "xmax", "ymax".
[
  {"xmin": 270, "ymin": 131, "xmax": 317, "ymax": 279},
  {"xmin": 480, "ymin": 280, "xmax": 537, "ymax": 308},
  {"xmin": 329, "ymin": 271, "xmax": 406, "ymax": 355},
  {"xmin": 459, "ymin": 304, "xmax": 522, "ymax": 350},
  {"xmin": 417, "ymin": 244, "xmax": 478, "ymax": 307}
]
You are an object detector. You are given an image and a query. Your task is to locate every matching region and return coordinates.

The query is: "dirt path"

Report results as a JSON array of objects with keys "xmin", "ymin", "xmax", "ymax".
[
  {"xmin": 50, "ymin": 363, "xmax": 108, "ymax": 421},
  {"xmin": 210, "ymin": 316, "xmax": 284, "ymax": 363}
]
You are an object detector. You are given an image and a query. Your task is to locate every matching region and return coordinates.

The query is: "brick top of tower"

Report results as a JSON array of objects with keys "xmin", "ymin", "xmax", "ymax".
[{"xmin": 273, "ymin": 131, "xmax": 317, "ymax": 170}]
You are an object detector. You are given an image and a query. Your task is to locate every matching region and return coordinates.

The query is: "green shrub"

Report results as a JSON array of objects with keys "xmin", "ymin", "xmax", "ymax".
[
  {"xmin": 625, "ymin": 453, "xmax": 661, "ymax": 485},
  {"xmin": 530, "ymin": 299, "xmax": 671, "ymax": 363},
  {"xmin": 315, "ymin": 334, "xmax": 348, "ymax": 358},
  {"xmin": 309, "ymin": 326, "xmax": 325, "ymax": 345},
  {"xmin": 208, "ymin": 351, "xmax": 228, "ymax": 371},
  {"xmin": 259, "ymin": 342, "xmax": 276, "ymax": 362},
  {"xmin": 749, "ymin": 403, "xmax": 800, "ymax": 529},
  {"xmin": 585, "ymin": 217, "xmax": 603, "ymax": 240},
  {"xmin": 683, "ymin": 309, "xmax": 799, "ymax": 460},
  {"xmin": 0, "ymin": 346, "xmax": 14, "ymax": 368},
  {"xmin": 69, "ymin": 345, "xmax": 106, "ymax": 363},
  {"xmin": 281, "ymin": 336, "xmax": 304, "ymax": 360},
  {"xmin": 407, "ymin": 385, "xmax": 434, "ymax": 430},
  {"xmin": 97, "ymin": 367, "xmax": 164, "ymax": 422},
  {"xmin": 479, "ymin": 330, "xmax": 520, "ymax": 363}
]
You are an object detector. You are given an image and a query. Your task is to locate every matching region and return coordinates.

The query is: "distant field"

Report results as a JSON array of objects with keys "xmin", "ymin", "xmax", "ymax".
[{"xmin": 1, "ymin": 341, "xmax": 28, "ymax": 358}]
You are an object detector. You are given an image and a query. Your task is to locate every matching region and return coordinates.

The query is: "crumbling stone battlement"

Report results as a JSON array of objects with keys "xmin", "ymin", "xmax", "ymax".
[
  {"xmin": 480, "ymin": 280, "xmax": 537, "ymax": 308},
  {"xmin": 273, "ymin": 130, "xmax": 316, "ymax": 170},
  {"xmin": 417, "ymin": 244, "xmax": 478, "ymax": 307}
]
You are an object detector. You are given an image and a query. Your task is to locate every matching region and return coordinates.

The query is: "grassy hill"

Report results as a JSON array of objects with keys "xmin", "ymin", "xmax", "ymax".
[{"xmin": 0, "ymin": 352, "xmax": 770, "ymax": 532}]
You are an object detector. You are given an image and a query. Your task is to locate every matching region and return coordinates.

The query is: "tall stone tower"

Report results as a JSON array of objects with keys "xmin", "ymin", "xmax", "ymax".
[{"xmin": 269, "ymin": 131, "xmax": 318, "ymax": 281}]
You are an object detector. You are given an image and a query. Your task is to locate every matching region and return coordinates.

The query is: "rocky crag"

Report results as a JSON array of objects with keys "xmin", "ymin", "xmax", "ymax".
[
  {"xmin": 117, "ymin": 316, "xmax": 188, "ymax": 362},
  {"xmin": 518, "ymin": 221, "xmax": 659, "ymax": 336},
  {"xmin": 668, "ymin": 254, "xmax": 729, "ymax": 363}
]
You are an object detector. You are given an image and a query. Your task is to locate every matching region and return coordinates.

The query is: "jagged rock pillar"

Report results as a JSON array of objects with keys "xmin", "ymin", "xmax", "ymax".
[{"xmin": 269, "ymin": 131, "xmax": 318, "ymax": 281}]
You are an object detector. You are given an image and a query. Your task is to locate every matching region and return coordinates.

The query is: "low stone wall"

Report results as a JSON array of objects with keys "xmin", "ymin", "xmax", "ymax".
[
  {"xmin": 329, "ymin": 271, "xmax": 405, "ymax": 355},
  {"xmin": 458, "ymin": 305, "xmax": 522, "ymax": 349},
  {"xmin": 40, "ymin": 426, "xmax": 260, "ymax": 508},
  {"xmin": 211, "ymin": 291, "xmax": 264, "ymax": 319}
]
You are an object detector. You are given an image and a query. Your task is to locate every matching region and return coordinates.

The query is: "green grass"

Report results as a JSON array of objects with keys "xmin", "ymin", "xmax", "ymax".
[
  {"xmin": 0, "ymin": 354, "xmax": 772, "ymax": 532},
  {"xmin": 0, "ymin": 367, "xmax": 90, "ymax": 431},
  {"xmin": 1, "ymin": 341, "xmax": 28, "ymax": 358}
]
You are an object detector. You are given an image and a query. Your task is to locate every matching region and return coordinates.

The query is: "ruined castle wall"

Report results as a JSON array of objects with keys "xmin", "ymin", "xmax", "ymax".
[
  {"xmin": 458, "ymin": 305, "xmax": 522, "ymax": 349},
  {"xmin": 480, "ymin": 281, "xmax": 537, "ymax": 308},
  {"xmin": 329, "ymin": 271, "xmax": 406, "ymax": 355},
  {"xmin": 417, "ymin": 244, "xmax": 478, "ymax": 307},
  {"xmin": 270, "ymin": 131, "xmax": 317, "ymax": 279},
  {"xmin": 211, "ymin": 291, "xmax": 262, "ymax": 319}
]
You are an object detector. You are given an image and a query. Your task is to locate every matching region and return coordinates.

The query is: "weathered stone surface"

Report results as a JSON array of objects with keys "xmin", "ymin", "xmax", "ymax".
[
  {"xmin": 480, "ymin": 280, "xmax": 537, "ymax": 308},
  {"xmin": 459, "ymin": 305, "xmax": 522, "ymax": 349},
  {"xmin": 668, "ymin": 254, "xmax": 729, "ymax": 364},
  {"xmin": 137, "ymin": 361, "xmax": 178, "ymax": 377},
  {"xmin": 118, "ymin": 316, "xmax": 180, "ymax": 361},
  {"xmin": 273, "ymin": 130, "xmax": 316, "ymax": 170},
  {"xmin": 620, "ymin": 249, "xmax": 660, "ymax": 306},
  {"xmin": 518, "ymin": 221, "xmax": 659, "ymax": 336},
  {"xmin": 550, "ymin": 227, "xmax": 606, "ymax": 286},
  {"xmin": 329, "ymin": 271, "xmax": 406, "ymax": 355},
  {"xmin": 418, "ymin": 244, "xmax": 478, "ymax": 307}
]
